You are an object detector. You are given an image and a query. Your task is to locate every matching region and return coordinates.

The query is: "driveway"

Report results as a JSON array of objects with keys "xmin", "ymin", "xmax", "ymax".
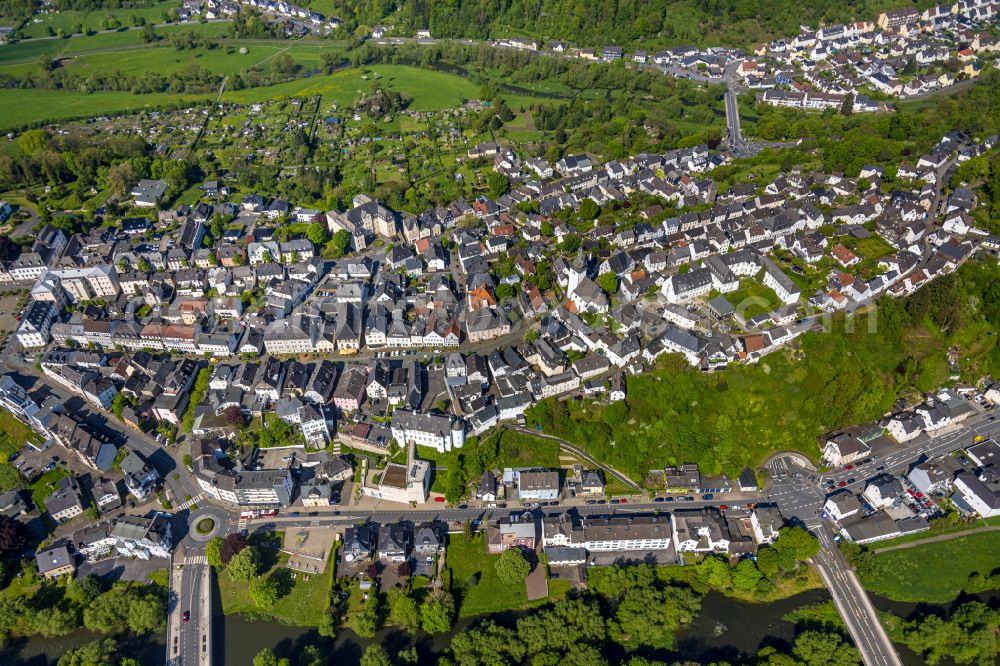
[{"xmin": 77, "ymin": 554, "xmax": 168, "ymax": 584}]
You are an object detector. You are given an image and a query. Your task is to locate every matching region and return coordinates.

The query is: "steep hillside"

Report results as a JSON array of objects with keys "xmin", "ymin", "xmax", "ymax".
[{"xmin": 315, "ymin": 0, "xmax": 937, "ymax": 48}]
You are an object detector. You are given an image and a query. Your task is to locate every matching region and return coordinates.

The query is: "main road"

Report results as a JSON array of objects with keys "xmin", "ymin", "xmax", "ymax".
[
  {"xmin": 167, "ymin": 554, "xmax": 212, "ymax": 666},
  {"xmin": 812, "ymin": 525, "xmax": 902, "ymax": 666}
]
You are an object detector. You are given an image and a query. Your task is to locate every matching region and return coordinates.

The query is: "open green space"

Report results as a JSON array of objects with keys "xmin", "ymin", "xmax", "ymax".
[
  {"xmin": 446, "ymin": 533, "xmax": 560, "ymax": 617},
  {"xmin": 0, "ymin": 20, "xmax": 232, "ymax": 65},
  {"xmin": 719, "ymin": 279, "xmax": 781, "ymax": 321},
  {"xmin": 28, "ymin": 468, "xmax": 72, "ymax": 510},
  {"xmin": 217, "ymin": 532, "xmax": 335, "ymax": 626},
  {"xmin": 0, "ymin": 62, "xmax": 481, "ymax": 131},
  {"xmin": 18, "ymin": 3, "xmax": 181, "ymax": 39},
  {"xmin": 0, "ymin": 410, "xmax": 44, "ymax": 493},
  {"xmin": 857, "ymin": 530, "xmax": 1000, "ymax": 602}
]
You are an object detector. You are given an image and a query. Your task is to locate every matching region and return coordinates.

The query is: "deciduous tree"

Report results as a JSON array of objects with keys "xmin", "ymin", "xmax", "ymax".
[{"xmin": 495, "ymin": 546, "xmax": 530, "ymax": 585}]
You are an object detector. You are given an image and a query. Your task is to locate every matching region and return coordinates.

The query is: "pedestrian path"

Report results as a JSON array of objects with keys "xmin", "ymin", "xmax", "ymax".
[{"xmin": 176, "ymin": 494, "xmax": 203, "ymax": 511}]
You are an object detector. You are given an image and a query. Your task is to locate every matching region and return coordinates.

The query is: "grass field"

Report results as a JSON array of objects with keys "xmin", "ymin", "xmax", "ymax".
[
  {"xmin": 29, "ymin": 468, "xmax": 71, "ymax": 510},
  {"xmin": 0, "ymin": 21, "xmax": 231, "ymax": 65},
  {"xmin": 217, "ymin": 532, "xmax": 334, "ymax": 626},
  {"xmin": 858, "ymin": 530, "xmax": 1000, "ymax": 602},
  {"xmin": 0, "ymin": 62, "xmax": 479, "ymax": 131},
  {"xmin": 718, "ymin": 279, "xmax": 781, "ymax": 321},
  {"xmin": 0, "ymin": 88, "xmax": 214, "ymax": 131},
  {"xmin": 18, "ymin": 3, "xmax": 181, "ymax": 39},
  {"xmin": 447, "ymin": 533, "xmax": 563, "ymax": 617},
  {"xmin": 0, "ymin": 410, "xmax": 44, "ymax": 493}
]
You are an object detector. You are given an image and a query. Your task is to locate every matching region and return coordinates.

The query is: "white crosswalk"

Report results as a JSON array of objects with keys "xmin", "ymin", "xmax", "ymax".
[
  {"xmin": 176, "ymin": 494, "xmax": 203, "ymax": 510},
  {"xmin": 185, "ymin": 555, "xmax": 207, "ymax": 565}
]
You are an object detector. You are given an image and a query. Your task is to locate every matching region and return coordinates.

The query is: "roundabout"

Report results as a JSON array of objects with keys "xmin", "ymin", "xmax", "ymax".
[{"xmin": 185, "ymin": 505, "xmax": 231, "ymax": 545}]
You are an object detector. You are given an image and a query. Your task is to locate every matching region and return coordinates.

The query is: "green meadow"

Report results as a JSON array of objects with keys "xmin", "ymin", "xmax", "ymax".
[{"xmin": 0, "ymin": 63, "xmax": 487, "ymax": 130}]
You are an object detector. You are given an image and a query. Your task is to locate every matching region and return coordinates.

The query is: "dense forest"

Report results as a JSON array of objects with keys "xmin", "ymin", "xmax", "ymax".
[
  {"xmin": 314, "ymin": 0, "xmax": 937, "ymax": 47},
  {"xmin": 527, "ymin": 259, "xmax": 1000, "ymax": 478}
]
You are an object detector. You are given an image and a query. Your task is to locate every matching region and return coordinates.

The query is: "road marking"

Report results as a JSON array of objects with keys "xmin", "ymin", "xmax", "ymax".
[{"xmin": 177, "ymin": 494, "xmax": 203, "ymax": 510}]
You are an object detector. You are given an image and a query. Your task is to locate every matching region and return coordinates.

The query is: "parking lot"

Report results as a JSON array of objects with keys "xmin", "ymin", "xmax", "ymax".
[{"xmin": 0, "ymin": 290, "xmax": 26, "ymax": 337}]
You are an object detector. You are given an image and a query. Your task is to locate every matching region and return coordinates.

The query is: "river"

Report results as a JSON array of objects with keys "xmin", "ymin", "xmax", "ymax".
[
  {"xmin": 9, "ymin": 589, "xmax": 998, "ymax": 665},
  {"xmin": 217, "ymin": 588, "xmax": 835, "ymax": 665}
]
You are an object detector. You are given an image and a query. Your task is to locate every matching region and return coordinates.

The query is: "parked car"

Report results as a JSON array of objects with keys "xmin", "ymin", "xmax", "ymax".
[{"xmin": 701, "ymin": 493, "xmax": 714, "ymax": 500}]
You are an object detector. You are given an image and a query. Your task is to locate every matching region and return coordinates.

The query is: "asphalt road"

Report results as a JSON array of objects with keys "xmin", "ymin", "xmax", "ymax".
[
  {"xmin": 0, "ymin": 353, "xmax": 202, "ymax": 508},
  {"xmin": 170, "ymin": 559, "xmax": 211, "ymax": 666},
  {"xmin": 813, "ymin": 525, "xmax": 902, "ymax": 666},
  {"xmin": 242, "ymin": 497, "xmax": 759, "ymax": 531}
]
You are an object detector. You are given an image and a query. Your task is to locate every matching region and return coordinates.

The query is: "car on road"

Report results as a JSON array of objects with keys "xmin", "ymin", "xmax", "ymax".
[
  {"xmin": 182, "ymin": 611, "xmax": 190, "ymax": 623},
  {"xmin": 847, "ymin": 477, "xmax": 856, "ymax": 484},
  {"xmin": 619, "ymin": 498, "xmax": 628, "ymax": 504},
  {"xmin": 719, "ymin": 505, "xmax": 729, "ymax": 510},
  {"xmin": 308, "ymin": 512, "xmax": 318, "ymax": 516},
  {"xmin": 844, "ymin": 464, "xmax": 854, "ymax": 470},
  {"xmin": 838, "ymin": 481, "xmax": 847, "ymax": 487},
  {"xmin": 990, "ymin": 416, "xmax": 996, "ymax": 421},
  {"xmin": 701, "ymin": 494, "xmax": 714, "ymax": 500}
]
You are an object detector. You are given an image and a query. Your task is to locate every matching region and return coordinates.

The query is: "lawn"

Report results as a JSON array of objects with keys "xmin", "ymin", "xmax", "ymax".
[
  {"xmin": 217, "ymin": 532, "xmax": 334, "ymax": 626},
  {"xmin": 29, "ymin": 468, "xmax": 71, "ymax": 510},
  {"xmin": 447, "ymin": 533, "xmax": 558, "ymax": 617},
  {"xmin": 852, "ymin": 236, "xmax": 895, "ymax": 261},
  {"xmin": 858, "ymin": 530, "xmax": 1000, "ymax": 602},
  {"xmin": 0, "ymin": 88, "xmax": 213, "ymax": 131},
  {"xmin": 720, "ymin": 279, "xmax": 781, "ymax": 321},
  {"xmin": 0, "ymin": 410, "xmax": 43, "ymax": 493}
]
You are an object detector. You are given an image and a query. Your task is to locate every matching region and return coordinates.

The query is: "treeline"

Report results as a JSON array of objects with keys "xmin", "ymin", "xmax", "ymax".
[
  {"xmin": 53, "ymin": 0, "xmax": 160, "ymax": 9},
  {"xmin": 0, "ymin": 63, "xmax": 226, "ymax": 95},
  {"xmin": 0, "ymin": 572, "xmax": 166, "ymax": 640},
  {"xmin": 883, "ymin": 601, "xmax": 1000, "ymax": 666},
  {"xmin": 302, "ymin": 0, "xmax": 936, "ymax": 47},
  {"xmin": 527, "ymin": 259, "xmax": 1000, "ymax": 478},
  {"xmin": 352, "ymin": 555, "xmax": 851, "ymax": 666},
  {"xmin": 0, "ymin": 127, "xmax": 202, "ymax": 205}
]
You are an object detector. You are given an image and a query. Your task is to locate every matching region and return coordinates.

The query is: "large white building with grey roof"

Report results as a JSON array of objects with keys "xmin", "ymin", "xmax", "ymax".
[{"xmin": 390, "ymin": 409, "xmax": 465, "ymax": 453}]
